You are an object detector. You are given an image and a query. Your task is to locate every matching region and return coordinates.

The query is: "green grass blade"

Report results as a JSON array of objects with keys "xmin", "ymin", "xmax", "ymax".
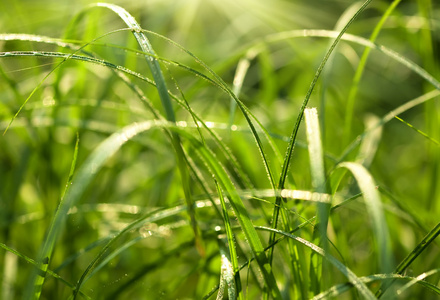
[
  {"xmin": 337, "ymin": 162, "xmax": 393, "ymax": 273},
  {"xmin": 252, "ymin": 30, "xmax": 440, "ymax": 91},
  {"xmin": 216, "ymin": 181, "xmax": 243, "ymax": 300},
  {"xmin": 94, "ymin": 3, "xmax": 175, "ymax": 122},
  {"xmin": 304, "ymin": 107, "xmax": 329, "ymax": 295},
  {"xmin": 24, "ymin": 132, "xmax": 80, "ymax": 299},
  {"xmin": 343, "ymin": 0, "xmax": 403, "ymax": 145},
  {"xmin": 186, "ymin": 136, "xmax": 282, "ymax": 299},
  {"xmin": 275, "ymin": 0, "xmax": 372, "ymax": 211},
  {"xmin": 134, "ymin": 28, "xmax": 282, "ymax": 188},
  {"xmin": 269, "ymin": 0, "xmax": 372, "ymax": 285}
]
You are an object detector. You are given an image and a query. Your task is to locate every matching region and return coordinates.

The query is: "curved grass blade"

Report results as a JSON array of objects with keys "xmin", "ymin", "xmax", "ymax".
[
  {"xmin": 132, "ymin": 28, "xmax": 283, "ymax": 191},
  {"xmin": 73, "ymin": 203, "xmax": 194, "ymax": 297},
  {"xmin": 338, "ymin": 89, "xmax": 440, "ymax": 162},
  {"xmin": 32, "ymin": 119, "xmax": 281, "ymax": 299},
  {"xmin": 0, "ymin": 48, "xmax": 256, "ymax": 194},
  {"xmin": 92, "ymin": 2, "xmax": 203, "ymax": 255},
  {"xmin": 343, "ymin": 0, "xmax": 403, "ymax": 145},
  {"xmin": 256, "ymin": 226, "xmax": 377, "ymax": 300},
  {"xmin": 337, "ymin": 162, "xmax": 393, "ymax": 274},
  {"xmin": 245, "ymin": 29, "xmax": 440, "ymax": 91},
  {"xmin": 269, "ymin": 0, "xmax": 373, "ymax": 283},
  {"xmin": 107, "ymin": 240, "xmax": 195, "ymax": 298}
]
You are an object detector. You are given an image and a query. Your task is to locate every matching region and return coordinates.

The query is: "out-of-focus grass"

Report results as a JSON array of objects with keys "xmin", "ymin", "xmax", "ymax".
[{"xmin": 1, "ymin": 0, "xmax": 439, "ymax": 299}]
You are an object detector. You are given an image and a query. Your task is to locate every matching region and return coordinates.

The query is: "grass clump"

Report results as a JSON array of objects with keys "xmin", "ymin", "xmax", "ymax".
[{"xmin": 1, "ymin": 1, "xmax": 439, "ymax": 299}]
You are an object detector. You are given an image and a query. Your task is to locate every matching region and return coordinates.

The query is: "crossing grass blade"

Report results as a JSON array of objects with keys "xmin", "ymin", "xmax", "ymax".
[
  {"xmin": 256, "ymin": 227, "xmax": 377, "ymax": 300},
  {"xmin": 268, "ymin": 2, "xmax": 373, "ymax": 293},
  {"xmin": 376, "ymin": 221, "xmax": 440, "ymax": 298}
]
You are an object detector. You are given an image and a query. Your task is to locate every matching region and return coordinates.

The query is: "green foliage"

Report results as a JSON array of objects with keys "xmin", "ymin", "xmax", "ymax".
[{"xmin": 1, "ymin": 1, "xmax": 439, "ymax": 299}]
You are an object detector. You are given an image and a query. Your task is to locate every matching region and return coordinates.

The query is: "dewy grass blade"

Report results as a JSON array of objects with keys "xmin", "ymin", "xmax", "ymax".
[
  {"xmin": 216, "ymin": 181, "xmax": 243, "ymax": 300},
  {"xmin": 0, "ymin": 47, "xmax": 256, "ymax": 194},
  {"xmin": 269, "ymin": 0, "xmax": 372, "ymax": 279},
  {"xmin": 304, "ymin": 108, "xmax": 329, "ymax": 295},
  {"xmin": 93, "ymin": 3, "xmax": 204, "ymax": 255},
  {"xmin": 337, "ymin": 162, "xmax": 393, "ymax": 274}
]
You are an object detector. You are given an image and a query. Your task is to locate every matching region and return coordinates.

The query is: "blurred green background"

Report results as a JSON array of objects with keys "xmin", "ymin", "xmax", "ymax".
[{"xmin": 1, "ymin": 0, "xmax": 439, "ymax": 299}]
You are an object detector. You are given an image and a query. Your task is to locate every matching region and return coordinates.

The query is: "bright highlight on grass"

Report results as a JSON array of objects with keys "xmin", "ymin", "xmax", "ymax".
[{"xmin": 1, "ymin": 1, "xmax": 439, "ymax": 299}]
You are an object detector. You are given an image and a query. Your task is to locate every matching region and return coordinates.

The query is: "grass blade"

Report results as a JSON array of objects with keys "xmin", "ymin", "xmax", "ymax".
[
  {"xmin": 24, "ymin": 132, "xmax": 80, "ymax": 299},
  {"xmin": 337, "ymin": 162, "xmax": 393, "ymax": 273},
  {"xmin": 269, "ymin": 2, "xmax": 372, "ymax": 291},
  {"xmin": 216, "ymin": 181, "xmax": 243, "ymax": 300},
  {"xmin": 343, "ymin": 0, "xmax": 403, "ymax": 145},
  {"xmin": 93, "ymin": 2, "xmax": 203, "ymax": 255},
  {"xmin": 304, "ymin": 107, "xmax": 329, "ymax": 295}
]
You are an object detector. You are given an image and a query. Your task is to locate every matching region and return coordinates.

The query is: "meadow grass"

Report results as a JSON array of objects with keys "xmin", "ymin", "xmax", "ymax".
[{"xmin": 1, "ymin": 0, "xmax": 440, "ymax": 299}]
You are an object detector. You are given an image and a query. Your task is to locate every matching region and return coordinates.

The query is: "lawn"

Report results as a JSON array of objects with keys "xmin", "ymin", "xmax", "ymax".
[{"xmin": 1, "ymin": 0, "xmax": 439, "ymax": 299}]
